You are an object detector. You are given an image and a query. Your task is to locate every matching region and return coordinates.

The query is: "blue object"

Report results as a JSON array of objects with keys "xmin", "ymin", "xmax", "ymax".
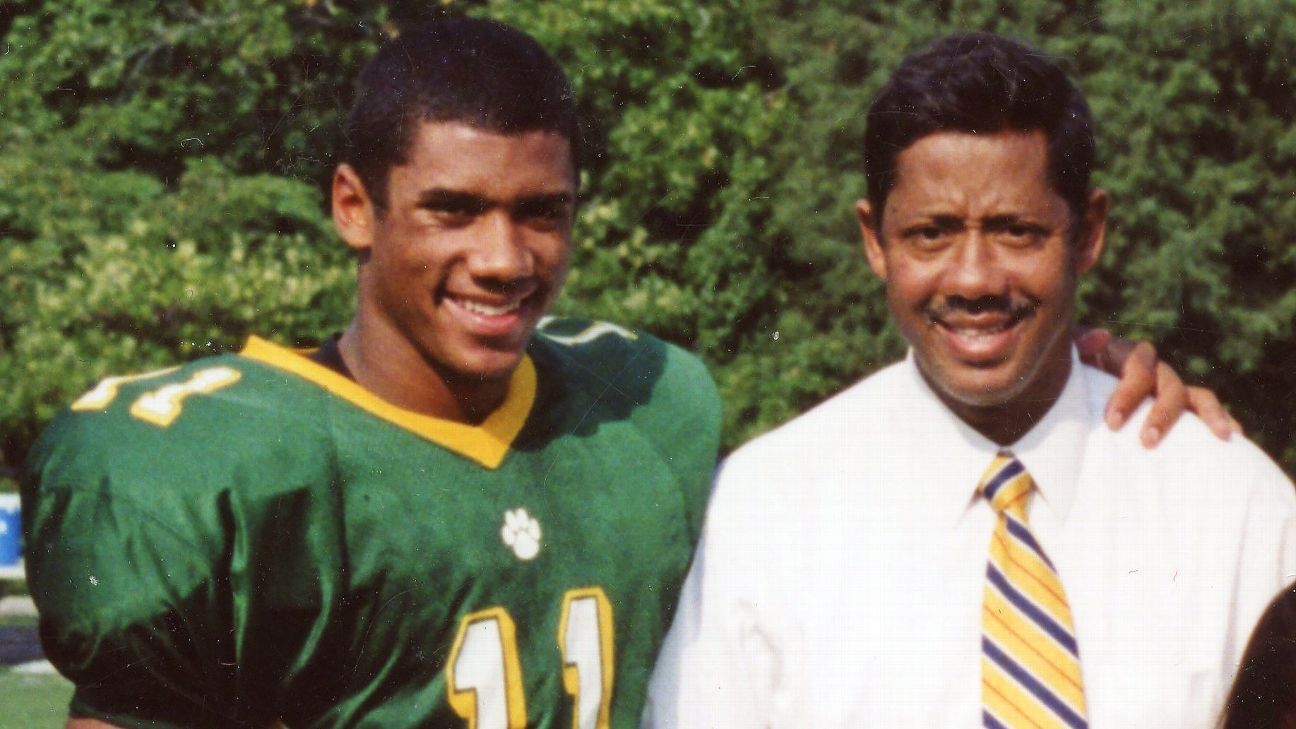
[{"xmin": 0, "ymin": 495, "xmax": 20, "ymax": 568}]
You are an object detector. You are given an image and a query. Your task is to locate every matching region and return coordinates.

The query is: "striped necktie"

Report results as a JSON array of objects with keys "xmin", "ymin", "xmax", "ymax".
[{"xmin": 979, "ymin": 453, "xmax": 1088, "ymax": 729}]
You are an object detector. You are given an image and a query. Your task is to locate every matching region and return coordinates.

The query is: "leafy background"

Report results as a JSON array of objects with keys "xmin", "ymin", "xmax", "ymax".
[{"xmin": 1, "ymin": 0, "xmax": 1293, "ymax": 476}]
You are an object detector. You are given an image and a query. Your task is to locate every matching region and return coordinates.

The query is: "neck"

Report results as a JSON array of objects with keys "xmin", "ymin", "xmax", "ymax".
[
  {"xmin": 337, "ymin": 322, "xmax": 509, "ymax": 425},
  {"xmin": 928, "ymin": 356, "xmax": 1072, "ymax": 447},
  {"xmin": 947, "ymin": 396, "xmax": 1056, "ymax": 446}
]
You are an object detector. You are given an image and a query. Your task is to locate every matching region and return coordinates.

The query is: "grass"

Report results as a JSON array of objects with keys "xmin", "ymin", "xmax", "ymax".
[
  {"xmin": 1, "ymin": 608, "xmax": 70, "ymax": 728},
  {"xmin": 0, "ymin": 476, "xmax": 70, "ymax": 726},
  {"xmin": 0, "ymin": 614, "xmax": 34, "ymax": 629},
  {"xmin": 0, "ymin": 477, "xmax": 69, "ymax": 726},
  {"xmin": 0, "ymin": 668, "xmax": 73, "ymax": 728}
]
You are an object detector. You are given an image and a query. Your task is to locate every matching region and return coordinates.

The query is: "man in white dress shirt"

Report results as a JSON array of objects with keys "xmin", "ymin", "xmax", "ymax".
[{"xmin": 643, "ymin": 32, "xmax": 1296, "ymax": 728}]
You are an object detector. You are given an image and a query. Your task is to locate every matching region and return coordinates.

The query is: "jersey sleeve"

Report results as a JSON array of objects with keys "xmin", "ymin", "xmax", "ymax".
[
  {"xmin": 23, "ymin": 405, "xmax": 264, "ymax": 727},
  {"xmin": 633, "ymin": 334, "xmax": 723, "ymax": 544},
  {"xmin": 535, "ymin": 317, "xmax": 723, "ymax": 541}
]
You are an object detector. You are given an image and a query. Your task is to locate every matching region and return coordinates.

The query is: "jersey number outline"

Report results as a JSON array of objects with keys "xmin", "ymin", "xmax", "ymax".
[
  {"xmin": 447, "ymin": 587, "xmax": 615, "ymax": 729},
  {"xmin": 73, "ymin": 366, "xmax": 242, "ymax": 427}
]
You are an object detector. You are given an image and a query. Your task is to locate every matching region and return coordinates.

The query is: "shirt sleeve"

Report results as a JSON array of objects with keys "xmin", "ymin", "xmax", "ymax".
[
  {"xmin": 642, "ymin": 456, "xmax": 793, "ymax": 729},
  {"xmin": 1226, "ymin": 450, "xmax": 1296, "ymax": 674},
  {"xmin": 24, "ymin": 482, "xmax": 255, "ymax": 729}
]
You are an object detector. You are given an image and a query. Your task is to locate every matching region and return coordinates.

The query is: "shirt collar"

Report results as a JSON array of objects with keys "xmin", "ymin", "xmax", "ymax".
[
  {"xmin": 899, "ymin": 347, "xmax": 1095, "ymax": 527},
  {"xmin": 1010, "ymin": 348, "xmax": 1093, "ymax": 525}
]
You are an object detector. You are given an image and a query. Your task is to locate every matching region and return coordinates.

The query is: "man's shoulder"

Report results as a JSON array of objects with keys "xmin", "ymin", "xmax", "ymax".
[
  {"xmin": 712, "ymin": 361, "xmax": 914, "ymax": 517},
  {"xmin": 27, "ymin": 349, "xmax": 332, "ymax": 502},
  {"xmin": 1080, "ymin": 366, "xmax": 1295, "ymax": 504},
  {"xmin": 728, "ymin": 360, "xmax": 909, "ymax": 463},
  {"xmin": 1081, "ymin": 366, "xmax": 1267, "ymax": 464},
  {"xmin": 45, "ymin": 349, "xmax": 319, "ymax": 435}
]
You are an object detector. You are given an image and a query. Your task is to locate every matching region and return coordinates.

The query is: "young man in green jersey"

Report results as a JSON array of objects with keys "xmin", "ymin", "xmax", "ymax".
[
  {"xmin": 23, "ymin": 17, "xmax": 1227, "ymax": 729},
  {"xmin": 24, "ymin": 19, "xmax": 722, "ymax": 729}
]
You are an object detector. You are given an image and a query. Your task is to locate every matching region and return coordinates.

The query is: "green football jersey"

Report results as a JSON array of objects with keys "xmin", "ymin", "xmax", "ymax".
[{"xmin": 22, "ymin": 318, "xmax": 721, "ymax": 729}]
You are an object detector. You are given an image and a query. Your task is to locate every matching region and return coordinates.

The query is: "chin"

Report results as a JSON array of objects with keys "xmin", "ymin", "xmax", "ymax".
[
  {"xmin": 944, "ymin": 383, "xmax": 1027, "ymax": 410},
  {"xmin": 451, "ymin": 349, "xmax": 527, "ymax": 384},
  {"xmin": 924, "ymin": 359, "xmax": 1035, "ymax": 410}
]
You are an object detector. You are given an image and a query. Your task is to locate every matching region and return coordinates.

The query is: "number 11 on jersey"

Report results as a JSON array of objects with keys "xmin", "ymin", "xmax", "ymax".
[
  {"xmin": 447, "ymin": 587, "xmax": 614, "ymax": 729},
  {"xmin": 447, "ymin": 607, "xmax": 528, "ymax": 729},
  {"xmin": 560, "ymin": 588, "xmax": 615, "ymax": 729}
]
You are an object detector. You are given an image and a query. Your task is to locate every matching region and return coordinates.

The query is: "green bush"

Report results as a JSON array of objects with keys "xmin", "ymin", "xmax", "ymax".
[{"xmin": 1, "ymin": 0, "xmax": 1292, "ymax": 474}]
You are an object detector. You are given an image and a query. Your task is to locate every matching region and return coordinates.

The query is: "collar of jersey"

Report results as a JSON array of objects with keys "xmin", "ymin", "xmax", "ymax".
[{"xmin": 239, "ymin": 336, "xmax": 535, "ymax": 469}]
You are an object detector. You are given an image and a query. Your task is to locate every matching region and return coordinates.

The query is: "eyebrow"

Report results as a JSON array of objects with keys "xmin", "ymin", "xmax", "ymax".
[
  {"xmin": 983, "ymin": 213, "xmax": 1024, "ymax": 224},
  {"xmin": 981, "ymin": 214, "xmax": 1047, "ymax": 229},
  {"xmin": 902, "ymin": 212, "xmax": 1045, "ymax": 227},
  {"xmin": 415, "ymin": 188, "xmax": 575, "ymax": 210},
  {"xmin": 415, "ymin": 189, "xmax": 489, "ymax": 212},
  {"xmin": 905, "ymin": 215, "xmax": 965, "ymax": 230}
]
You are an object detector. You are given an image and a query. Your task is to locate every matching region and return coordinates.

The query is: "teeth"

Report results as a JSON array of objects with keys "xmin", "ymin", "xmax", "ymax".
[
  {"xmin": 458, "ymin": 298, "xmax": 520, "ymax": 316},
  {"xmin": 949, "ymin": 324, "xmax": 1010, "ymax": 339}
]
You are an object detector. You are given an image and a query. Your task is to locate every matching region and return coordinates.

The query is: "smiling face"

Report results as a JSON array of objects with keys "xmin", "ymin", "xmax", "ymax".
[
  {"xmin": 333, "ymin": 120, "xmax": 575, "ymax": 420},
  {"xmin": 858, "ymin": 130, "xmax": 1107, "ymax": 443}
]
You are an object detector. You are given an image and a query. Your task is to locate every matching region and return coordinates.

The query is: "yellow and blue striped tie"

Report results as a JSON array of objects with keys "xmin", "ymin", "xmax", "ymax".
[{"xmin": 980, "ymin": 454, "xmax": 1088, "ymax": 729}]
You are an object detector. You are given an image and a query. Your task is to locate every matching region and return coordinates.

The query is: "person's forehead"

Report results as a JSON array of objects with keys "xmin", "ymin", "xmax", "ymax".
[
  {"xmin": 885, "ymin": 130, "xmax": 1063, "ymax": 214},
  {"xmin": 395, "ymin": 120, "xmax": 576, "ymax": 195},
  {"xmin": 897, "ymin": 130, "xmax": 1048, "ymax": 176}
]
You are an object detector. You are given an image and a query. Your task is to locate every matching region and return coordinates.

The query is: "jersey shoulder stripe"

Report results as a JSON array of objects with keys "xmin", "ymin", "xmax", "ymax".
[{"xmin": 533, "ymin": 316, "xmax": 720, "ymax": 417}]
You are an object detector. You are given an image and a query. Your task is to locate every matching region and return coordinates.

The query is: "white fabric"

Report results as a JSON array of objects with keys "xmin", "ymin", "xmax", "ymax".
[{"xmin": 644, "ymin": 351, "xmax": 1296, "ymax": 729}]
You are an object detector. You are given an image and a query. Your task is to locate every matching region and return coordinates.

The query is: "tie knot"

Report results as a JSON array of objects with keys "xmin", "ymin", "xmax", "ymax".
[{"xmin": 979, "ymin": 454, "xmax": 1034, "ymax": 516}]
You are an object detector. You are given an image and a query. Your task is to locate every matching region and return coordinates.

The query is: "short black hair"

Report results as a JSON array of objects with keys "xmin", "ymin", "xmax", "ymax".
[
  {"xmin": 342, "ymin": 18, "xmax": 577, "ymax": 211},
  {"xmin": 864, "ymin": 32, "xmax": 1095, "ymax": 229}
]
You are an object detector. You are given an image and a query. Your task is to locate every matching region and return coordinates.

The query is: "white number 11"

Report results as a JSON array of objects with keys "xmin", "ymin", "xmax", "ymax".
[{"xmin": 447, "ymin": 587, "xmax": 614, "ymax": 729}]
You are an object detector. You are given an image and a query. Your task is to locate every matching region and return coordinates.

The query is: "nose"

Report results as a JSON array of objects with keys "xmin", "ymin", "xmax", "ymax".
[
  {"xmin": 943, "ymin": 232, "xmax": 1007, "ymax": 299},
  {"xmin": 469, "ymin": 211, "xmax": 533, "ymax": 282}
]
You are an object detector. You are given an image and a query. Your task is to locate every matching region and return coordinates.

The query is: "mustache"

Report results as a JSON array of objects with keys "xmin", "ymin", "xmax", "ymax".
[{"xmin": 926, "ymin": 294, "xmax": 1039, "ymax": 321}]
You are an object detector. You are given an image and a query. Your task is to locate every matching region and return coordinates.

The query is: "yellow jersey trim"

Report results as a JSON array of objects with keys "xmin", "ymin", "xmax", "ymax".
[{"xmin": 239, "ymin": 336, "xmax": 535, "ymax": 470}]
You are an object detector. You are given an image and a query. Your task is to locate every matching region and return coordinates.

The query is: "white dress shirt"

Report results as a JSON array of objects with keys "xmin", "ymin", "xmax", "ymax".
[{"xmin": 644, "ymin": 351, "xmax": 1296, "ymax": 728}]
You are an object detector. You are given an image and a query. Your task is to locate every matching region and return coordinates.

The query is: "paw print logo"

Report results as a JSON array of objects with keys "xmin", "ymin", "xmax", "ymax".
[{"xmin": 501, "ymin": 507, "xmax": 542, "ymax": 561}]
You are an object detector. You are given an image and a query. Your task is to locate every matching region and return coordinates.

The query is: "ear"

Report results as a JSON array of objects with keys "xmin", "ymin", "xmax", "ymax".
[
  {"xmin": 1074, "ymin": 188, "xmax": 1109, "ymax": 274},
  {"xmin": 332, "ymin": 164, "xmax": 377, "ymax": 252},
  {"xmin": 855, "ymin": 199, "xmax": 889, "ymax": 280}
]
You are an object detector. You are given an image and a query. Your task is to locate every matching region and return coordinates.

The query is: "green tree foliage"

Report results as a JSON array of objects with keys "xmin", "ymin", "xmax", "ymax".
[
  {"xmin": 0, "ymin": 0, "xmax": 379, "ymax": 466},
  {"xmin": 1, "ymin": 0, "xmax": 1293, "ymax": 474}
]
